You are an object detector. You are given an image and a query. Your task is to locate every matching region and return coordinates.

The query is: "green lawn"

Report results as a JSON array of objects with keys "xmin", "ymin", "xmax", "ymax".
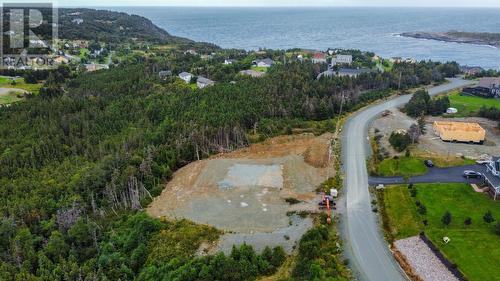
[
  {"xmin": 377, "ymin": 157, "xmax": 428, "ymax": 177},
  {"xmin": 251, "ymin": 66, "xmax": 268, "ymax": 73},
  {"xmin": 382, "ymin": 183, "xmax": 500, "ymax": 281},
  {"xmin": 448, "ymin": 91, "xmax": 500, "ymax": 117},
  {"xmin": 377, "ymin": 155, "xmax": 475, "ymax": 177},
  {"xmin": 383, "ymin": 186, "xmax": 423, "ymax": 239}
]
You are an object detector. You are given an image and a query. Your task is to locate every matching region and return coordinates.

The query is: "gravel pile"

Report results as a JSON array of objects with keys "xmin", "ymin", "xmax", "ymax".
[{"xmin": 394, "ymin": 236, "xmax": 459, "ymax": 281}]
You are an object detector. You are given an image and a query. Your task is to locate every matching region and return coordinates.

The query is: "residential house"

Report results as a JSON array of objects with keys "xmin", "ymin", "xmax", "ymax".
[
  {"xmin": 338, "ymin": 68, "xmax": 371, "ymax": 78},
  {"xmin": 184, "ymin": 49, "xmax": 197, "ymax": 55},
  {"xmin": 158, "ymin": 70, "xmax": 172, "ymax": 80},
  {"xmin": 485, "ymin": 157, "xmax": 500, "ymax": 200},
  {"xmin": 460, "ymin": 65, "xmax": 484, "ymax": 76},
  {"xmin": 478, "ymin": 77, "xmax": 500, "ymax": 98},
  {"xmin": 197, "ymin": 77, "xmax": 215, "ymax": 89},
  {"xmin": 252, "ymin": 58, "xmax": 274, "ymax": 68},
  {"xmin": 239, "ymin": 69, "xmax": 265, "ymax": 78},
  {"xmin": 224, "ymin": 59, "xmax": 237, "ymax": 65},
  {"xmin": 332, "ymin": 55, "xmax": 353, "ymax": 66},
  {"xmin": 72, "ymin": 18, "xmax": 84, "ymax": 25},
  {"xmin": 179, "ymin": 72, "xmax": 193, "ymax": 83},
  {"xmin": 312, "ymin": 53, "xmax": 327, "ymax": 64}
]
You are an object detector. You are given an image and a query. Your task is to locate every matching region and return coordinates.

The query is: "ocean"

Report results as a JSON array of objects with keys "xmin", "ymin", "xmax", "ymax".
[{"xmin": 105, "ymin": 7, "xmax": 500, "ymax": 69}]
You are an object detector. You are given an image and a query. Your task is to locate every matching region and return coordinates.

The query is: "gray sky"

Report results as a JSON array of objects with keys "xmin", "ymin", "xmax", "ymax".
[{"xmin": 56, "ymin": 0, "xmax": 500, "ymax": 7}]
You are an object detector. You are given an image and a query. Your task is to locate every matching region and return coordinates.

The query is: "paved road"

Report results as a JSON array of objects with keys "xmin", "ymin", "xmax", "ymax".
[
  {"xmin": 369, "ymin": 164, "xmax": 488, "ymax": 185},
  {"xmin": 340, "ymin": 78, "xmax": 474, "ymax": 281}
]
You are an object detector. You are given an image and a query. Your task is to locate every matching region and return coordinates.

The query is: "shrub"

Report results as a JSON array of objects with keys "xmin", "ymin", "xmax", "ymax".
[
  {"xmin": 484, "ymin": 210, "xmax": 495, "ymax": 224},
  {"xmin": 464, "ymin": 217, "xmax": 472, "ymax": 226},
  {"xmin": 418, "ymin": 205, "xmax": 427, "ymax": 215},
  {"xmin": 410, "ymin": 188, "xmax": 417, "ymax": 197},
  {"xmin": 442, "ymin": 211, "xmax": 452, "ymax": 225}
]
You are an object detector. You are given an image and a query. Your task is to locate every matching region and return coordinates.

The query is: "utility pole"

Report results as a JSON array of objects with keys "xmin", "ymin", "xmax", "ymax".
[
  {"xmin": 398, "ymin": 71, "xmax": 402, "ymax": 92},
  {"xmin": 329, "ymin": 91, "xmax": 345, "ymax": 179}
]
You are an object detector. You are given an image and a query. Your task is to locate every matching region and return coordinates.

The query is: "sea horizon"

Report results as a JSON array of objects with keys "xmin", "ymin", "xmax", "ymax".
[{"xmin": 77, "ymin": 6, "xmax": 500, "ymax": 69}]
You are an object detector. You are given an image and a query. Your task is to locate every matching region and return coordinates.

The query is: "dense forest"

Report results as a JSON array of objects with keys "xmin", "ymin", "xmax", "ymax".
[{"xmin": 0, "ymin": 55, "xmax": 460, "ymax": 279}]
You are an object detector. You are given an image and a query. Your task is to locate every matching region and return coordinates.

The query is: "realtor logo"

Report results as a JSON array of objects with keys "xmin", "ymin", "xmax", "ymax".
[{"xmin": 1, "ymin": 2, "xmax": 58, "ymax": 69}]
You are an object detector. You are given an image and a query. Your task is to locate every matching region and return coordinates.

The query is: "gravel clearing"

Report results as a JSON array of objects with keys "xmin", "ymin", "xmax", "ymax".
[{"xmin": 394, "ymin": 236, "xmax": 459, "ymax": 281}]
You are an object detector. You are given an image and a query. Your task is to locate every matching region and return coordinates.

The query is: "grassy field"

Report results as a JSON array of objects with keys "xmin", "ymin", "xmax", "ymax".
[
  {"xmin": 381, "ymin": 183, "xmax": 500, "ymax": 281},
  {"xmin": 0, "ymin": 91, "xmax": 24, "ymax": 105},
  {"xmin": 0, "ymin": 78, "xmax": 43, "ymax": 95},
  {"xmin": 448, "ymin": 91, "xmax": 500, "ymax": 117},
  {"xmin": 378, "ymin": 156, "xmax": 428, "ymax": 177}
]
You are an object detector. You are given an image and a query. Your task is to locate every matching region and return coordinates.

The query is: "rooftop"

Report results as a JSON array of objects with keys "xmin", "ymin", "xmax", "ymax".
[
  {"xmin": 478, "ymin": 77, "xmax": 500, "ymax": 89},
  {"xmin": 197, "ymin": 77, "xmax": 214, "ymax": 84},
  {"xmin": 313, "ymin": 53, "xmax": 326, "ymax": 59},
  {"xmin": 433, "ymin": 121, "xmax": 485, "ymax": 133}
]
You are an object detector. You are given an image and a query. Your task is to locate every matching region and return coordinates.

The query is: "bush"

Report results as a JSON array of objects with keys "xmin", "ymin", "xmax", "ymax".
[
  {"xmin": 442, "ymin": 211, "xmax": 452, "ymax": 225},
  {"xmin": 484, "ymin": 210, "xmax": 495, "ymax": 224},
  {"xmin": 418, "ymin": 204, "xmax": 427, "ymax": 215},
  {"xmin": 464, "ymin": 217, "xmax": 472, "ymax": 226},
  {"xmin": 410, "ymin": 188, "xmax": 417, "ymax": 197}
]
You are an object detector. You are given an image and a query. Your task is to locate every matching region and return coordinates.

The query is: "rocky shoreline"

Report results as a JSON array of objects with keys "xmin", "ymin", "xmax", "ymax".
[{"xmin": 401, "ymin": 31, "xmax": 500, "ymax": 48}]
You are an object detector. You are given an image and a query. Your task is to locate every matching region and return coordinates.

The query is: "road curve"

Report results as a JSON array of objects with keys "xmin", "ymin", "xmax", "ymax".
[{"xmin": 340, "ymin": 78, "xmax": 474, "ymax": 281}]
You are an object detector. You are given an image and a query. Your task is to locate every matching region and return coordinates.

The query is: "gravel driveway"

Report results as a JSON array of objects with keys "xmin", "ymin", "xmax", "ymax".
[{"xmin": 394, "ymin": 236, "xmax": 459, "ymax": 281}]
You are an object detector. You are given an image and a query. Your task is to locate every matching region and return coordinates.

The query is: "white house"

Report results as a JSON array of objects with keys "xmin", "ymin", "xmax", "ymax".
[
  {"xmin": 253, "ymin": 58, "xmax": 274, "ymax": 68},
  {"xmin": 72, "ymin": 18, "xmax": 84, "ymax": 25},
  {"xmin": 312, "ymin": 53, "xmax": 327, "ymax": 64},
  {"xmin": 197, "ymin": 77, "xmax": 215, "ymax": 89},
  {"xmin": 179, "ymin": 72, "xmax": 193, "ymax": 83},
  {"xmin": 332, "ymin": 55, "xmax": 353, "ymax": 65},
  {"xmin": 224, "ymin": 59, "xmax": 236, "ymax": 65}
]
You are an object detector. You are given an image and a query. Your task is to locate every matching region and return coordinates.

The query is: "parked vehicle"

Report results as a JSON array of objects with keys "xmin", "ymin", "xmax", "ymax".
[
  {"xmin": 424, "ymin": 160, "xmax": 435, "ymax": 167},
  {"xmin": 463, "ymin": 170, "xmax": 483, "ymax": 179}
]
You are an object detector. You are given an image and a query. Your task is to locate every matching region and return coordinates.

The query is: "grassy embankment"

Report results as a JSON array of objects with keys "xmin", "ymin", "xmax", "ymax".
[
  {"xmin": 379, "ymin": 183, "xmax": 500, "ymax": 281},
  {"xmin": 447, "ymin": 90, "xmax": 500, "ymax": 117},
  {"xmin": 259, "ymin": 214, "xmax": 351, "ymax": 281}
]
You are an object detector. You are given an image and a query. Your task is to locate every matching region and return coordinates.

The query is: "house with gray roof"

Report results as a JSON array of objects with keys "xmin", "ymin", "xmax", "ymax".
[
  {"xmin": 179, "ymin": 72, "xmax": 193, "ymax": 83},
  {"xmin": 485, "ymin": 157, "xmax": 500, "ymax": 200},
  {"xmin": 338, "ymin": 68, "xmax": 372, "ymax": 78},
  {"xmin": 317, "ymin": 69, "xmax": 335, "ymax": 80},
  {"xmin": 197, "ymin": 77, "xmax": 215, "ymax": 89},
  {"xmin": 159, "ymin": 70, "xmax": 172, "ymax": 80},
  {"xmin": 240, "ymin": 69, "xmax": 265, "ymax": 78},
  {"xmin": 252, "ymin": 58, "xmax": 274, "ymax": 68}
]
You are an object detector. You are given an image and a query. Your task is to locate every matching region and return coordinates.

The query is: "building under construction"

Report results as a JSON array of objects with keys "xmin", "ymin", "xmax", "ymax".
[{"xmin": 433, "ymin": 121, "xmax": 486, "ymax": 144}]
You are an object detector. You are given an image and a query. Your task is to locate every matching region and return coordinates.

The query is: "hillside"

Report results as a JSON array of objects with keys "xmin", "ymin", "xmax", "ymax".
[{"xmin": 58, "ymin": 8, "xmax": 191, "ymax": 44}]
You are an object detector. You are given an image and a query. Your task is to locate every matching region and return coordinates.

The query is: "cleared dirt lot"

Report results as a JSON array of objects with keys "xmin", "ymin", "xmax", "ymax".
[
  {"xmin": 370, "ymin": 109, "xmax": 500, "ymax": 159},
  {"xmin": 148, "ymin": 133, "xmax": 333, "ymax": 253}
]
